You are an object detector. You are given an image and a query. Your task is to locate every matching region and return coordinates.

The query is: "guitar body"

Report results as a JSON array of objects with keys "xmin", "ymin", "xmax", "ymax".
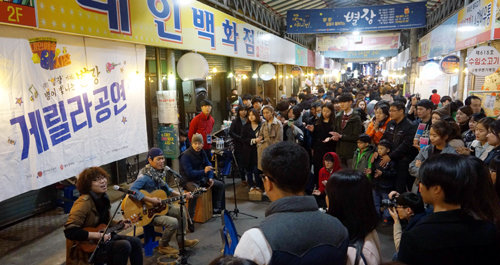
[
  {"xmin": 121, "ymin": 189, "xmax": 169, "ymax": 227},
  {"xmin": 77, "ymin": 224, "xmax": 107, "ymax": 253}
]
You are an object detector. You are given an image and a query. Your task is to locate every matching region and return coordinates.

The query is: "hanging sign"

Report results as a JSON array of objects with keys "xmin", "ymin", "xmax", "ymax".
[
  {"xmin": 440, "ymin": 55, "xmax": 460, "ymax": 74},
  {"xmin": 467, "ymin": 46, "xmax": 500, "ymax": 76},
  {"xmin": 287, "ymin": 2, "xmax": 427, "ymax": 34},
  {"xmin": 158, "ymin": 125, "xmax": 179, "ymax": 159},
  {"xmin": 157, "ymin": 90, "xmax": 178, "ymax": 124}
]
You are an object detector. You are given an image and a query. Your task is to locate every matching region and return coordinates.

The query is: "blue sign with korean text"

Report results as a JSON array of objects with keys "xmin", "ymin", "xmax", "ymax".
[{"xmin": 286, "ymin": 2, "xmax": 427, "ymax": 33}]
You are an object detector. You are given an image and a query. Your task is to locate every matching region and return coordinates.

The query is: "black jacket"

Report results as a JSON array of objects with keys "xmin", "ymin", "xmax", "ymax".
[
  {"xmin": 398, "ymin": 209, "xmax": 500, "ymax": 265},
  {"xmin": 381, "ymin": 118, "xmax": 418, "ymax": 162},
  {"xmin": 240, "ymin": 122, "xmax": 261, "ymax": 170},
  {"xmin": 229, "ymin": 117, "xmax": 246, "ymax": 154},
  {"xmin": 372, "ymin": 156, "xmax": 397, "ymax": 190}
]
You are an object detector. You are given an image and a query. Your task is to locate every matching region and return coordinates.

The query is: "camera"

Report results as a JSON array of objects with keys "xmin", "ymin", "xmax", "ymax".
[{"xmin": 381, "ymin": 198, "xmax": 397, "ymax": 208}]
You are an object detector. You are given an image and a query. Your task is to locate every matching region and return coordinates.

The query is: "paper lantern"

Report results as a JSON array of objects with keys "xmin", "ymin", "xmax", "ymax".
[
  {"xmin": 177, "ymin": 53, "xmax": 209, "ymax": 81},
  {"xmin": 258, "ymin": 63, "xmax": 276, "ymax": 81}
]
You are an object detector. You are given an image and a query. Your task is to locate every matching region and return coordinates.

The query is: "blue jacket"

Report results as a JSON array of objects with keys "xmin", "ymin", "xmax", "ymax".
[
  {"xmin": 129, "ymin": 164, "xmax": 174, "ymax": 201},
  {"xmin": 179, "ymin": 147, "xmax": 214, "ymax": 183}
]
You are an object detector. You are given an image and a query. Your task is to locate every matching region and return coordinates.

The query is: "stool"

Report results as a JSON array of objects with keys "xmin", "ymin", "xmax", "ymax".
[
  {"xmin": 187, "ymin": 187, "xmax": 213, "ymax": 223},
  {"xmin": 133, "ymin": 224, "xmax": 163, "ymax": 256}
]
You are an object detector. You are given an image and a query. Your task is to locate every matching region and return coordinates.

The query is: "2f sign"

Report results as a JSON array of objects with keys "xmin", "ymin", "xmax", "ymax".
[
  {"xmin": 77, "ymin": 0, "xmax": 131, "ymax": 35},
  {"xmin": 7, "ymin": 6, "xmax": 23, "ymax": 23}
]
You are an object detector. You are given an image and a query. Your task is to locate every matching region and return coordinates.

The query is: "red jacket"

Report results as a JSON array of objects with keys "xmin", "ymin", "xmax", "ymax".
[
  {"xmin": 188, "ymin": 112, "xmax": 214, "ymax": 150},
  {"xmin": 318, "ymin": 152, "xmax": 342, "ymax": 194},
  {"xmin": 430, "ymin": 93, "xmax": 441, "ymax": 105}
]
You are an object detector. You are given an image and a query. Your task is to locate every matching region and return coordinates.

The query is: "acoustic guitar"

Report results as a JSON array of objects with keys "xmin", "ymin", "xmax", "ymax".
[
  {"xmin": 121, "ymin": 188, "xmax": 206, "ymax": 227},
  {"xmin": 77, "ymin": 219, "xmax": 135, "ymax": 253}
]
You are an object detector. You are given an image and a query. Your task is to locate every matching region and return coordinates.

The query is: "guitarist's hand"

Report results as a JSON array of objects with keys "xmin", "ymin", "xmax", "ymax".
[
  {"xmin": 184, "ymin": 192, "xmax": 193, "ymax": 199},
  {"xmin": 119, "ymin": 220, "xmax": 132, "ymax": 230},
  {"xmin": 146, "ymin": 197, "xmax": 162, "ymax": 206}
]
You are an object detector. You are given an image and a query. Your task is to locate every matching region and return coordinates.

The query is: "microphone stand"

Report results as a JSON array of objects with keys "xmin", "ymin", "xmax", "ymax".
[
  {"xmin": 88, "ymin": 192, "xmax": 127, "ymax": 263},
  {"xmin": 172, "ymin": 173, "xmax": 191, "ymax": 265}
]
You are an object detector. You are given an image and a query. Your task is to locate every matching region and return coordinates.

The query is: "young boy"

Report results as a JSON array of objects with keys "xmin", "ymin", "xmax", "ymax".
[
  {"xmin": 371, "ymin": 139, "xmax": 397, "ymax": 223},
  {"xmin": 352, "ymin": 134, "xmax": 376, "ymax": 177},
  {"xmin": 312, "ymin": 152, "xmax": 341, "ymax": 208}
]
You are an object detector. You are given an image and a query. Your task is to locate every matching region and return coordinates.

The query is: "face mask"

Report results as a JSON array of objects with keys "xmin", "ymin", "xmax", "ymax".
[{"xmin": 317, "ymin": 113, "xmax": 321, "ymax": 118}]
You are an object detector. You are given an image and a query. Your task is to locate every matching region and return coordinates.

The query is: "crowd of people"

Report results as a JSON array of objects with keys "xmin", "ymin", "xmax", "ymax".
[
  {"xmin": 62, "ymin": 76, "xmax": 500, "ymax": 265},
  {"xmin": 228, "ymin": 77, "xmax": 500, "ymax": 265}
]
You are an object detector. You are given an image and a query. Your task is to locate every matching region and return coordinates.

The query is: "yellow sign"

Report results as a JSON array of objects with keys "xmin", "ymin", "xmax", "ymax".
[
  {"xmin": 456, "ymin": 0, "xmax": 494, "ymax": 50},
  {"xmin": 36, "ymin": 0, "xmax": 296, "ymax": 64}
]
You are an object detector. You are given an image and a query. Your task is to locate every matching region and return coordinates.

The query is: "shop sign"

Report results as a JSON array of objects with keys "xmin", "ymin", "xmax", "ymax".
[
  {"xmin": 314, "ymin": 69, "xmax": 325, "ymax": 75},
  {"xmin": 295, "ymin": 45, "xmax": 308, "ymax": 67},
  {"xmin": 316, "ymin": 32, "xmax": 400, "ymax": 52},
  {"xmin": 467, "ymin": 46, "xmax": 500, "ymax": 76},
  {"xmin": 440, "ymin": 55, "xmax": 460, "ymax": 74},
  {"xmin": 291, "ymin": 66, "xmax": 303, "ymax": 76},
  {"xmin": 418, "ymin": 33, "xmax": 431, "ymax": 61},
  {"xmin": 456, "ymin": 0, "xmax": 494, "ymax": 50},
  {"xmin": 428, "ymin": 14, "xmax": 458, "ymax": 59},
  {"xmin": 0, "ymin": 25, "xmax": 147, "ymax": 202},
  {"xmin": 0, "ymin": 1, "xmax": 36, "ymax": 27},
  {"xmin": 35, "ymin": 0, "xmax": 299, "ymax": 65},
  {"xmin": 323, "ymin": 49, "xmax": 398, "ymax": 59},
  {"xmin": 286, "ymin": 2, "xmax": 426, "ymax": 34}
]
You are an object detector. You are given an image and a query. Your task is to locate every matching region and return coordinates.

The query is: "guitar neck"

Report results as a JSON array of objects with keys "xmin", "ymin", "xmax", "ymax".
[{"xmin": 160, "ymin": 190, "xmax": 203, "ymax": 204}]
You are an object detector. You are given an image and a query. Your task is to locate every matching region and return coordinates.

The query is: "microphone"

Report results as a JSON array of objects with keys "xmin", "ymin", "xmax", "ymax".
[
  {"xmin": 165, "ymin": 166, "xmax": 183, "ymax": 179},
  {"xmin": 113, "ymin": 185, "xmax": 136, "ymax": 195}
]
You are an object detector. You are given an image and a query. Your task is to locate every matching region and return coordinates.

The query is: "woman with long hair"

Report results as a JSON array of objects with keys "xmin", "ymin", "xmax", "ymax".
[
  {"xmin": 257, "ymin": 105, "xmax": 283, "ymax": 171},
  {"xmin": 241, "ymin": 108, "xmax": 263, "ymax": 192},
  {"xmin": 326, "ymin": 169, "xmax": 381, "ymax": 265},
  {"xmin": 307, "ymin": 102, "xmax": 336, "ymax": 188}
]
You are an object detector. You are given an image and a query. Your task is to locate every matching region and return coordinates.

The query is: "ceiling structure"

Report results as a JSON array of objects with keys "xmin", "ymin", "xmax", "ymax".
[
  {"xmin": 201, "ymin": 0, "xmax": 466, "ymax": 49},
  {"xmin": 261, "ymin": 0, "xmax": 443, "ymax": 17}
]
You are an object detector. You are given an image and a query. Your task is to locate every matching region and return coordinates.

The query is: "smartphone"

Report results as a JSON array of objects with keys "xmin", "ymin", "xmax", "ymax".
[{"xmin": 288, "ymin": 120, "xmax": 293, "ymax": 126}]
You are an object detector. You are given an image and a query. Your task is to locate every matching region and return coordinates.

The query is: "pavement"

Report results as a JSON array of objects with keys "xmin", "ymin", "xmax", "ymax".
[{"xmin": 0, "ymin": 178, "xmax": 396, "ymax": 265}]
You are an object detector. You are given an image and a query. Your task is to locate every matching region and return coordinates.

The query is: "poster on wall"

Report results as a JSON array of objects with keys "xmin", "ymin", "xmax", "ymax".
[{"xmin": 0, "ymin": 25, "xmax": 147, "ymax": 202}]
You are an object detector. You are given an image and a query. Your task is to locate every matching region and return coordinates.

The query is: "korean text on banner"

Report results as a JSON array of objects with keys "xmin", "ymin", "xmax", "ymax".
[
  {"xmin": 35, "ymin": 0, "xmax": 297, "ymax": 65},
  {"xmin": 0, "ymin": 25, "xmax": 147, "ymax": 202},
  {"xmin": 456, "ymin": 0, "xmax": 494, "ymax": 50},
  {"xmin": 317, "ymin": 32, "xmax": 400, "ymax": 52},
  {"xmin": 287, "ymin": 2, "xmax": 426, "ymax": 34}
]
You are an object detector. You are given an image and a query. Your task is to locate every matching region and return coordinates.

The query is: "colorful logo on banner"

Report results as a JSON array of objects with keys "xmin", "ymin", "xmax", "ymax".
[
  {"xmin": 467, "ymin": 46, "xmax": 500, "ymax": 76},
  {"xmin": 29, "ymin": 38, "xmax": 71, "ymax": 70},
  {"xmin": 440, "ymin": 55, "xmax": 460, "ymax": 74},
  {"xmin": 456, "ymin": 0, "xmax": 494, "ymax": 50},
  {"xmin": 286, "ymin": 2, "xmax": 426, "ymax": 34}
]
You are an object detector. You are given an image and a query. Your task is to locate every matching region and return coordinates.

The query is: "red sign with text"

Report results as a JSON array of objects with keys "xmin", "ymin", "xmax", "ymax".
[{"xmin": 0, "ymin": 2, "xmax": 36, "ymax": 27}]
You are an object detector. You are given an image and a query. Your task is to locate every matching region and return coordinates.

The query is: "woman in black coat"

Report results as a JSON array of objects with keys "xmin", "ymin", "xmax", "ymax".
[
  {"xmin": 240, "ymin": 108, "xmax": 263, "ymax": 191},
  {"xmin": 229, "ymin": 106, "xmax": 248, "ymax": 183},
  {"xmin": 306, "ymin": 103, "xmax": 336, "ymax": 189}
]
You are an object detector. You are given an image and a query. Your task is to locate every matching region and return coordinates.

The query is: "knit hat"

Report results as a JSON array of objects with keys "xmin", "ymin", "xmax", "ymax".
[
  {"xmin": 192, "ymin": 133, "xmax": 204, "ymax": 144},
  {"xmin": 200, "ymin": 99, "xmax": 212, "ymax": 107},
  {"xmin": 433, "ymin": 104, "xmax": 451, "ymax": 118},
  {"xmin": 147, "ymin": 147, "xmax": 163, "ymax": 161}
]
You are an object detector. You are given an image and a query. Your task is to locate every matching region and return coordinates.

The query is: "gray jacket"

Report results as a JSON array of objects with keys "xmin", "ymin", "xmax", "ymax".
[{"xmin": 409, "ymin": 144, "xmax": 457, "ymax": 177}]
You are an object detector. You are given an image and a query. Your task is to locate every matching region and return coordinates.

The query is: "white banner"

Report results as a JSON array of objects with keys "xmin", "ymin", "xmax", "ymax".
[{"xmin": 0, "ymin": 25, "xmax": 147, "ymax": 202}]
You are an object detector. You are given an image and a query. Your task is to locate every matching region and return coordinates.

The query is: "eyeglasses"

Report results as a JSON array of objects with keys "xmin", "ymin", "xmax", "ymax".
[{"xmin": 93, "ymin": 175, "xmax": 107, "ymax": 182}]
